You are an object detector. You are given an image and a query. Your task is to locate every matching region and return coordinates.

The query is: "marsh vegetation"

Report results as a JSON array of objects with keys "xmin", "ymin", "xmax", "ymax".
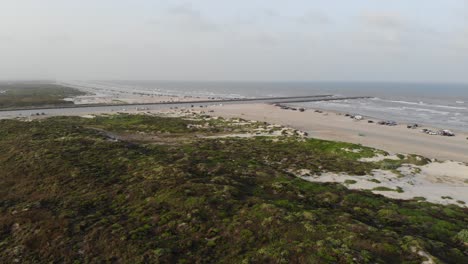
[{"xmin": 0, "ymin": 82, "xmax": 85, "ymax": 109}]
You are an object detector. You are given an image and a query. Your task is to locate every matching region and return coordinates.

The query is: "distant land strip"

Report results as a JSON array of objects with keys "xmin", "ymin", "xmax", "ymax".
[{"xmin": 0, "ymin": 95, "xmax": 374, "ymax": 112}]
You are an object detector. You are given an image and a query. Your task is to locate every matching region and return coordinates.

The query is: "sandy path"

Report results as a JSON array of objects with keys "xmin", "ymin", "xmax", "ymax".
[{"xmin": 207, "ymin": 104, "xmax": 468, "ymax": 162}]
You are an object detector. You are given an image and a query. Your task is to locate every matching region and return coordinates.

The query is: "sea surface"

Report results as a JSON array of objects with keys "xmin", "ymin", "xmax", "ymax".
[{"xmin": 73, "ymin": 81, "xmax": 468, "ymax": 132}]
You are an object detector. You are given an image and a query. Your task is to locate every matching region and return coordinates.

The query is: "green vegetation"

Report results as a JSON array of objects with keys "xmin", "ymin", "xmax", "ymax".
[
  {"xmin": 0, "ymin": 115, "xmax": 466, "ymax": 263},
  {"xmin": 372, "ymin": 186, "xmax": 405, "ymax": 193},
  {"xmin": 0, "ymin": 81, "xmax": 85, "ymax": 109},
  {"xmin": 373, "ymin": 186, "xmax": 395, "ymax": 192},
  {"xmin": 344, "ymin": 179, "xmax": 357, "ymax": 185},
  {"xmin": 457, "ymin": 230, "xmax": 468, "ymax": 244},
  {"xmin": 377, "ymin": 154, "xmax": 430, "ymax": 171},
  {"xmin": 303, "ymin": 138, "xmax": 383, "ymax": 161},
  {"xmin": 368, "ymin": 179, "xmax": 381, "ymax": 184}
]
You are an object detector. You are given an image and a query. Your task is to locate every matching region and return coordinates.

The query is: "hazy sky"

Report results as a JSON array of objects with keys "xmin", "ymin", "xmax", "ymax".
[{"xmin": 1, "ymin": 0, "xmax": 467, "ymax": 82}]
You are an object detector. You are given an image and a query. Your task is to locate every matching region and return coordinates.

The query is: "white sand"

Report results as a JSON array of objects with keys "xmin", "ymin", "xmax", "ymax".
[
  {"xmin": 359, "ymin": 154, "xmax": 402, "ymax": 162},
  {"xmin": 420, "ymin": 161, "xmax": 468, "ymax": 185},
  {"xmin": 299, "ymin": 160, "xmax": 468, "ymax": 206}
]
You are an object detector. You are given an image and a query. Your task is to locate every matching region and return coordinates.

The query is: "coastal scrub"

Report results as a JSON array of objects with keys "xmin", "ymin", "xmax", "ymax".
[{"xmin": 0, "ymin": 114, "xmax": 466, "ymax": 263}]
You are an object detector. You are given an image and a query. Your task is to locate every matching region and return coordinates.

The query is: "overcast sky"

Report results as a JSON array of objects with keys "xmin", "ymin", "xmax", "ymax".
[{"xmin": 1, "ymin": 0, "xmax": 467, "ymax": 82}]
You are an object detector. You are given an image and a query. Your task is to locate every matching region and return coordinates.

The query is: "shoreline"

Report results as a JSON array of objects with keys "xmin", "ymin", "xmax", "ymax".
[{"xmin": 292, "ymin": 103, "xmax": 468, "ymax": 135}]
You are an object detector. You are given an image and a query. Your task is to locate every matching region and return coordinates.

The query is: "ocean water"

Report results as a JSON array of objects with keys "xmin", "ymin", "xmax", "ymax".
[{"xmin": 80, "ymin": 81, "xmax": 468, "ymax": 132}]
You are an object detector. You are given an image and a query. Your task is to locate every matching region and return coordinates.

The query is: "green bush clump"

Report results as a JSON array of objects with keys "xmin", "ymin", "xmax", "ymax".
[
  {"xmin": 456, "ymin": 230, "xmax": 468, "ymax": 244},
  {"xmin": 344, "ymin": 179, "xmax": 357, "ymax": 185},
  {"xmin": 373, "ymin": 186, "xmax": 394, "ymax": 192}
]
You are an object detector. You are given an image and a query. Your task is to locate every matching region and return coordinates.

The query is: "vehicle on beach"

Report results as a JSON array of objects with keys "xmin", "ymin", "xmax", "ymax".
[
  {"xmin": 378, "ymin": 120, "xmax": 397, "ymax": 126},
  {"xmin": 421, "ymin": 129, "xmax": 439, "ymax": 135},
  {"xmin": 421, "ymin": 128, "xmax": 455, "ymax": 136},
  {"xmin": 345, "ymin": 113, "xmax": 363, "ymax": 120},
  {"xmin": 30, "ymin": 112, "xmax": 46, "ymax": 116},
  {"xmin": 440, "ymin": 129, "xmax": 455, "ymax": 136}
]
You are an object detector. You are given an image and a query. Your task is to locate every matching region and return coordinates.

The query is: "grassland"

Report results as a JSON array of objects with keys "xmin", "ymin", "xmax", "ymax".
[
  {"xmin": 0, "ymin": 114, "xmax": 466, "ymax": 263},
  {"xmin": 0, "ymin": 81, "xmax": 85, "ymax": 109}
]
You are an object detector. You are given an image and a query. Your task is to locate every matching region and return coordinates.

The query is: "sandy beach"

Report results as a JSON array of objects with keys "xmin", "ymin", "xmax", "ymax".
[{"xmin": 206, "ymin": 103, "xmax": 468, "ymax": 163}]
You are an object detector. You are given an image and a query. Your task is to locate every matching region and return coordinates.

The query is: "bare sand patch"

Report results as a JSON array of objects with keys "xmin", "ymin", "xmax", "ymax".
[
  {"xmin": 420, "ymin": 161, "xmax": 468, "ymax": 184},
  {"xmin": 298, "ymin": 160, "xmax": 468, "ymax": 206},
  {"xmin": 359, "ymin": 154, "xmax": 401, "ymax": 162}
]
